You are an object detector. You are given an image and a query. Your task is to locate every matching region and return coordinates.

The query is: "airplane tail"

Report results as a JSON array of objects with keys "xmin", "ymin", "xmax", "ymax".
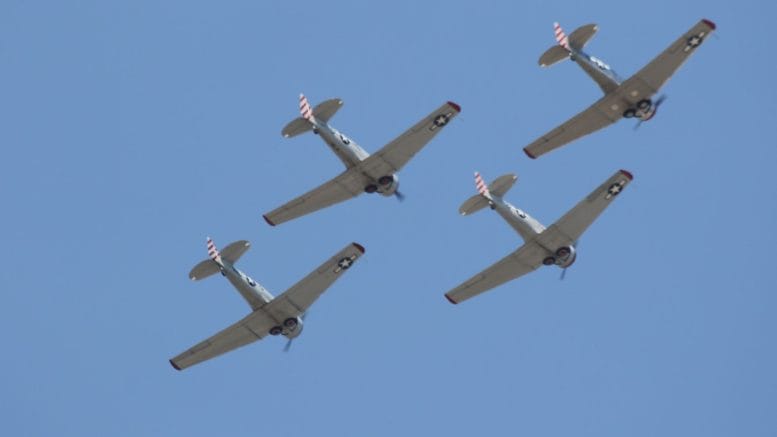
[
  {"xmin": 188, "ymin": 237, "xmax": 251, "ymax": 281},
  {"xmin": 458, "ymin": 172, "xmax": 518, "ymax": 215},
  {"xmin": 538, "ymin": 22, "xmax": 598, "ymax": 67},
  {"xmin": 281, "ymin": 94, "xmax": 344, "ymax": 138}
]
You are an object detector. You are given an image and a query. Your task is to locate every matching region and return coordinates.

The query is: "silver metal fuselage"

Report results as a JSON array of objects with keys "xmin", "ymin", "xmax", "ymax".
[
  {"xmin": 489, "ymin": 195, "xmax": 546, "ymax": 243},
  {"xmin": 220, "ymin": 261, "xmax": 303, "ymax": 339},
  {"xmin": 312, "ymin": 119, "xmax": 370, "ymax": 169},
  {"xmin": 221, "ymin": 260, "xmax": 274, "ymax": 305},
  {"xmin": 569, "ymin": 47, "xmax": 622, "ymax": 92}
]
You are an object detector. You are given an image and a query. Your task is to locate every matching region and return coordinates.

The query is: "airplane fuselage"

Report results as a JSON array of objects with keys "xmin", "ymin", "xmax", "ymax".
[
  {"xmin": 310, "ymin": 118, "xmax": 400, "ymax": 197},
  {"xmin": 219, "ymin": 261, "xmax": 304, "ymax": 339},
  {"xmin": 569, "ymin": 48, "xmax": 622, "ymax": 93},
  {"xmin": 313, "ymin": 120, "xmax": 370, "ymax": 169},
  {"xmin": 570, "ymin": 48, "xmax": 658, "ymax": 121},
  {"xmin": 221, "ymin": 260, "xmax": 274, "ymax": 306},
  {"xmin": 489, "ymin": 195, "xmax": 546, "ymax": 243}
]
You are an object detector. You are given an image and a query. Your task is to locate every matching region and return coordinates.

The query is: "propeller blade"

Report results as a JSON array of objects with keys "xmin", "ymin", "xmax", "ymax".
[
  {"xmin": 560, "ymin": 268, "xmax": 567, "ymax": 281},
  {"xmin": 283, "ymin": 339, "xmax": 293, "ymax": 352},
  {"xmin": 394, "ymin": 190, "xmax": 405, "ymax": 202},
  {"xmin": 654, "ymin": 94, "xmax": 668, "ymax": 107}
]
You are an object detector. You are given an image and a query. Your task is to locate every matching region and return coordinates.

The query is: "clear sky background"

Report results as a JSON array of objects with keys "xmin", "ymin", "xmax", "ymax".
[{"xmin": 2, "ymin": 1, "xmax": 775, "ymax": 435}]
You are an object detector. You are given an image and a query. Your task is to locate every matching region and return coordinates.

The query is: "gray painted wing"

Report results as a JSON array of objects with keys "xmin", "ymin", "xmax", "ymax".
[
  {"xmin": 263, "ymin": 169, "xmax": 370, "ymax": 226},
  {"xmin": 536, "ymin": 169, "xmax": 633, "ymax": 251},
  {"xmin": 262, "ymin": 243, "xmax": 365, "ymax": 320},
  {"xmin": 355, "ymin": 101, "xmax": 460, "ymax": 179},
  {"xmin": 444, "ymin": 242, "xmax": 547, "ymax": 304},
  {"xmin": 617, "ymin": 19, "xmax": 716, "ymax": 101},
  {"xmin": 523, "ymin": 97, "xmax": 619, "ymax": 159},
  {"xmin": 169, "ymin": 310, "xmax": 275, "ymax": 370}
]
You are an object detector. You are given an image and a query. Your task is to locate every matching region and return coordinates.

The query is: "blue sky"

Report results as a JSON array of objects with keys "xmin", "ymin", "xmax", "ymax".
[{"xmin": 2, "ymin": 1, "xmax": 775, "ymax": 435}]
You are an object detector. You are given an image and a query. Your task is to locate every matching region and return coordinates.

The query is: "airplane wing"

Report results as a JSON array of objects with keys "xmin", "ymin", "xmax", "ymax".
[
  {"xmin": 263, "ymin": 169, "xmax": 371, "ymax": 226},
  {"xmin": 169, "ymin": 310, "xmax": 276, "ymax": 371},
  {"xmin": 444, "ymin": 241, "xmax": 548, "ymax": 304},
  {"xmin": 262, "ymin": 242, "xmax": 365, "ymax": 320},
  {"xmin": 523, "ymin": 96, "xmax": 620, "ymax": 159},
  {"xmin": 355, "ymin": 101, "xmax": 460, "ymax": 179},
  {"xmin": 535, "ymin": 169, "xmax": 633, "ymax": 250},
  {"xmin": 616, "ymin": 19, "xmax": 716, "ymax": 101}
]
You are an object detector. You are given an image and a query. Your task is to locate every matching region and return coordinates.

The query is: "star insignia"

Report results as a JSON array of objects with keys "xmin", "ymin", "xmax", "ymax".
[
  {"xmin": 429, "ymin": 112, "xmax": 452, "ymax": 131},
  {"xmin": 334, "ymin": 255, "xmax": 356, "ymax": 273},
  {"xmin": 605, "ymin": 180, "xmax": 626, "ymax": 200},
  {"xmin": 684, "ymin": 32, "xmax": 705, "ymax": 52}
]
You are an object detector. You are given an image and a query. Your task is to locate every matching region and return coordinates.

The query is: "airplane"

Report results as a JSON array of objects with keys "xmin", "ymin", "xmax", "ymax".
[
  {"xmin": 262, "ymin": 94, "xmax": 460, "ymax": 226},
  {"xmin": 170, "ymin": 237, "xmax": 364, "ymax": 370},
  {"xmin": 444, "ymin": 169, "xmax": 632, "ymax": 304},
  {"xmin": 523, "ymin": 18, "xmax": 716, "ymax": 159}
]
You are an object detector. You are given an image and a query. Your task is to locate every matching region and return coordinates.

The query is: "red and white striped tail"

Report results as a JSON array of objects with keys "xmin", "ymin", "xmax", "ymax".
[
  {"xmin": 474, "ymin": 171, "xmax": 490, "ymax": 197},
  {"xmin": 553, "ymin": 22, "xmax": 570, "ymax": 50},
  {"xmin": 299, "ymin": 93, "xmax": 314, "ymax": 121},
  {"xmin": 206, "ymin": 237, "xmax": 222, "ymax": 264}
]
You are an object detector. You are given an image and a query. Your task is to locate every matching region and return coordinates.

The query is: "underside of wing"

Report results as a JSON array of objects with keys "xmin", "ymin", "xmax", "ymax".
[
  {"xmin": 444, "ymin": 242, "xmax": 547, "ymax": 304},
  {"xmin": 170, "ymin": 310, "xmax": 276, "ymax": 370},
  {"xmin": 523, "ymin": 100, "xmax": 618, "ymax": 159},
  {"xmin": 356, "ymin": 101, "xmax": 460, "ymax": 179},
  {"xmin": 263, "ymin": 242, "xmax": 365, "ymax": 321},
  {"xmin": 263, "ymin": 169, "xmax": 370, "ymax": 226},
  {"xmin": 616, "ymin": 19, "xmax": 716, "ymax": 104},
  {"xmin": 536, "ymin": 169, "xmax": 633, "ymax": 251}
]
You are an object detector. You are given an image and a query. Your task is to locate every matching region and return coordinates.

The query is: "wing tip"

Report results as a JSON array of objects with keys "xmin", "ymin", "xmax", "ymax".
[
  {"xmin": 352, "ymin": 242, "xmax": 366, "ymax": 254},
  {"xmin": 447, "ymin": 101, "xmax": 461, "ymax": 113},
  {"xmin": 444, "ymin": 294, "xmax": 458, "ymax": 305},
  {"xmin": 523, "ymin": 147, "xmax": 538, "ymax": 160},
  {"xmin": 262, "ymin": 214, "xmax": 276, "ymax": 227},
  {"xmin": 702, "ymin": 19, "xmax": 716, "ymax": 30},
  {"xmin": 619, "ymin": 169, "xmax": 634, "ymax": 181},
  {"xmin": 169, "ymin": 359, "xmax": 182, "ymax": 371}
]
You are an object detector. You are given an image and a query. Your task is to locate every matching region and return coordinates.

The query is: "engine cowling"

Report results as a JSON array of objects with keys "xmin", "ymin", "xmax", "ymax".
[
  {"xmin": 378, "ymin": 174, "xmax": 399, "ymax": 197},
  {"xmin": 285, "ymin": 316, "xmax": 304, "ymax": 339},
  {"xmin": 555, "ymin": 245, "xmax": 577, "ymax": 268}
]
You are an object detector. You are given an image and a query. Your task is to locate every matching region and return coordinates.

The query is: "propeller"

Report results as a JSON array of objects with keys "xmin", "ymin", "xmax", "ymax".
[
  {"xmin": 634, "ymin": 94, "xmax": 668, "ymax": 130},
  {"xmin": 560, "ymin": 240, "xmax": 579, "ymax": 281},
  {"xmin": 282, "ymin": 312, "xmax": 307, "ymax": 353},
  {"xmin": 394, "ymin": 190, "xmax": 405, "ymax": 202}
]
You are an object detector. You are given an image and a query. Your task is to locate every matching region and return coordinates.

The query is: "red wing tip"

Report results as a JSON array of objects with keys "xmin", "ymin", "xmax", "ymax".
[
  {"xmin": 523, "ymin": 148, "xmax": 537, "ymax": 159},
  {"xmin": 169, "ymin": 359, "xmax": 182, "ymax": 371},
  {"xmin": 619, "ymin": 169, "xmax": 634, "ymax": 180},
  {"xmin": 262, "ymin": 215, "xmax": 276, "ymax": 226},
  {"xmin": 447, "ymin": 101, "xmax": 461, "ymax": 113},
  {"xmin": 352, "ymin": 242, "xmax": 366, "ymax": 254},
  {"xmin": 702, "ymin": 19, "xmax": 716, "ymax": 30},
  {"xmin": 444, "ymin": 294, "xmax": 458, "ymax": 305}
]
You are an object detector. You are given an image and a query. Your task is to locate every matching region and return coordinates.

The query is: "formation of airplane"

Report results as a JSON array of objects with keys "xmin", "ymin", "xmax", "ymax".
[
  {"xmin": 170, "ymin": 238, "xmax": 364, "ymax": 370},
  {"xmin": 170, "ymin": 18, "xmax": 714, "ymax": 369},
  {"xmin": 524, "ymin": 18, "xmax": 716, "ymax": 159},
  {"xmin": 262, "ymin": 94, "xmax": 460, "ymax": 226},
  {"xmin": 444, "ymin": 169, "xmax": 632, "ymax": 304}
]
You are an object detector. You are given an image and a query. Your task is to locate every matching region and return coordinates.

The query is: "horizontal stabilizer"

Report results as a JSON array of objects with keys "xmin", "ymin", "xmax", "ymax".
[
  {"xmin": 313, "ymin": 98, "xmax": 343, "ymax": 123},
  {"xmin": 489, "ymin": 174, "xmax": 517, "ymax": 197},
  {"xmin": 189, "ymin": 259, "xmax": 220, "ymax": 281},
  {"xmin": 459, "ymin": 194, "xmax": 490, "ymax": 216},
  {"xmin": 539, "ymin": 45, "xmax": 570, "ymax": 67},
  {"xmin": 568, "ymin": 24, "xmax": 597, "ymax": 50},
  {"xmin": 220, "ymin": 240, "xmax": 250, "ymax": 265},
  {"xmin": 282, "ymin": 117, "xmax": 313, "ymax": 138}
]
